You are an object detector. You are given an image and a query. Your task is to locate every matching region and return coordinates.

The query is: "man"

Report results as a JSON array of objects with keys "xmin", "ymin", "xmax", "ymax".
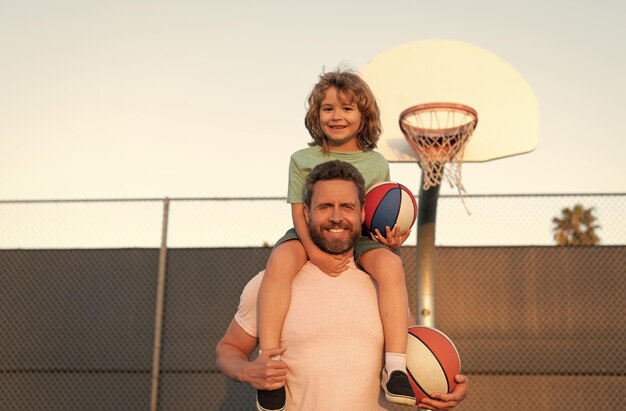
[{"xmin": 216, "ymin": 160, "xmax": 469, "ymax": 410}]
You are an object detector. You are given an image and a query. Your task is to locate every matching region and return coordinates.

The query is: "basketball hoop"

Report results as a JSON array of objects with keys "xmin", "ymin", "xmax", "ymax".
[
  {"xmin": 362, "ymin": 40, "xmax": 538, "ymax": 328},
  {"xmin": 399, "ymin": 103, "xmax": 478, "ymax": 191}
]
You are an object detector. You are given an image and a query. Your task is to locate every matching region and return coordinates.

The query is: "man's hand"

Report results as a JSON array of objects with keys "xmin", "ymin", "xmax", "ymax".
[
  {"xmin": 417, "ymin": 374, "xmax": 469, "ymax": 410},
  {"xmin": 240, "ymin": 347, "xmax": 288, "ymax": 391},
  {"xmin": 370, "ymin": 225, "xmax": 411, "ymax": 250}
]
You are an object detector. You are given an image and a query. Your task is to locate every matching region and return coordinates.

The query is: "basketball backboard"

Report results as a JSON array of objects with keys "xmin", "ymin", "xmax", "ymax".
[{"xmin": 360, "ymin": 39, "xmax": 539, "ymax": 163}]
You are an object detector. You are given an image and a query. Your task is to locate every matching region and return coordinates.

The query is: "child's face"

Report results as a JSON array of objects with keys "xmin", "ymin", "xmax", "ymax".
[{"xmin": 319, "ymin": 87, "xmax": 362, "ymax": 151}]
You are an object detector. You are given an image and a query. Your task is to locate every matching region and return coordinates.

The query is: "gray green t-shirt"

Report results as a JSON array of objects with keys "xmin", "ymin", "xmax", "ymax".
[{"xmin": 287, "ymin": 146, "xmax": 390, "ymax": 204}]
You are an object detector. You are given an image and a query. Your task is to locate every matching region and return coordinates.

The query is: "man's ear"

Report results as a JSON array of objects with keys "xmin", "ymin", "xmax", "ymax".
[
  {"xmin": 303, "ymin": 204, "xmax": 310, "ymax": 224},
  {"xmin": 360, "ymin": 205, "xmax": 365, "ymax": 224}
]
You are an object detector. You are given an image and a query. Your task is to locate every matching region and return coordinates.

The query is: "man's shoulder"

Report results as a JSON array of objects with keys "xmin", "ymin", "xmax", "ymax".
[
  {"xmin": 241, "ymin": 271, "xmax": 265, "ymax": 298},
  {"xmin": 234, "ymin": 271, "xmax": 265, "ymax": 337}
]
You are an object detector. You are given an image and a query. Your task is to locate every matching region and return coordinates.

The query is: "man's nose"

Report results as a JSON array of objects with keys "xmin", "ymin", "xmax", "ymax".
[{"xmin": 329, "ymin": 207, "xmax": 342, "ymax": 222}]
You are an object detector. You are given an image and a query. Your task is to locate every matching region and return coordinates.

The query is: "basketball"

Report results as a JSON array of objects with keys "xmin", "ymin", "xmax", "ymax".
[
  {"xmin": 406, "ymin": 326, "xmax": 462, "ymax": 403},
  {"xmin": 363, "ymin": 182, "xmax": 417, "ymax": 237}
]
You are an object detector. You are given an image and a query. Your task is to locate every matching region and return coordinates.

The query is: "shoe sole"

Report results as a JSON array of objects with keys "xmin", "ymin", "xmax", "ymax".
[
  {"xmin": 256, "ymin": 397, "xmax": 286, "ymax": 411},
  {"xmin": 256, "ymin": 402, "xmax": 286, "ymax": 411},
  {"xmin": 383, "ymin": 391, "xmax": 417, "ymax": 406}
]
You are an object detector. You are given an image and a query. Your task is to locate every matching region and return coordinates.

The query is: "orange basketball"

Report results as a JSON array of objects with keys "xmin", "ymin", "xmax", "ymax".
[{"xmin": 406, "ymin": 326, "xmax": 461, "ymax": 403}]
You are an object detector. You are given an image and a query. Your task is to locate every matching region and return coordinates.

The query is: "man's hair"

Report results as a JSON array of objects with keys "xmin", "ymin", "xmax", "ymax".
[
  {"xmin": 303, "ymin": 160, "xmax": 366, "ymax": 208},
  {"xmin": 304, "ymin": 68, "xmax": 382, "ymax": 152}
]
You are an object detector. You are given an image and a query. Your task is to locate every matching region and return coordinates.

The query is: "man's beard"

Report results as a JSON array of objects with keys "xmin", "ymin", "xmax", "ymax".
[{"xmin": 308, "ymin": 221, "xmax": 360, "ymax": 255}]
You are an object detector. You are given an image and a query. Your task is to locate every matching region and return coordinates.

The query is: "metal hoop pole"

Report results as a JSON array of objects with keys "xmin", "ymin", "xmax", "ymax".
[
  {"xmin": 400, "ymin": 102, "xmax": 477, "ymax": 327},
  {"xmin": 415, "ymin": 176, "xmax": 440, "ymax": 327}
]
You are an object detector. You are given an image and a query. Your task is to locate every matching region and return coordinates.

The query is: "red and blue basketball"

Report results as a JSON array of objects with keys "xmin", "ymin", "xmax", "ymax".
[
  {"xmin": 363, "ymin": 182, "xmax": 417, "ymax": 237},
  {"xmin": 406, "ymin": 326, "xmax": 462, "ymax": 403}
]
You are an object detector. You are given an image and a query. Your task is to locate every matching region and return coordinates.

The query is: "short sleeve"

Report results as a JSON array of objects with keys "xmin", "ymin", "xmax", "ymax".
[
  {"xmin": 234, "ymin": 272, "xmax": 264, "ymax": 337},
  {"xmin": 381, "ymin": 162, "xmax": 391, "ymax": 182},
  {"xmin": 287, "ymin": 155, "xmax": 306, "ymax": 204}
]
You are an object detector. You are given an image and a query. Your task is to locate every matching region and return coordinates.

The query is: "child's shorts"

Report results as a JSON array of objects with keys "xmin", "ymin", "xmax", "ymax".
[{"xmin": 273, "ymin": 227, "xmax": 397, "ymax": 266}]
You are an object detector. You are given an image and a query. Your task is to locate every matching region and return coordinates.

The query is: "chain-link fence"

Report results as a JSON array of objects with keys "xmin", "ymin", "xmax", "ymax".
[
  {"xmin": 1, "ymin": 194, "xmax": 623, "ymax": 249},
  {"xmin": 1, "ymin": 194, "xmax": 625, "ymax": 411}
]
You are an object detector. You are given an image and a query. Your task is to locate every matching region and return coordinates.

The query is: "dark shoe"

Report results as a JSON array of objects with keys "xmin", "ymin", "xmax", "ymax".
[
  {"xmin": 381, "ymin": 369, "xmax": 416, "ymax": 406},
  {"xmin": 256, "ymin": 386, "xmax": 286, "ymax": 411}
]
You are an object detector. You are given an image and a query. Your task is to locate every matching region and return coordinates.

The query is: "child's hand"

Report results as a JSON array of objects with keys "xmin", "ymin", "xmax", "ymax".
[
  {"xmin": 310, "ymin": 248, "xmax": 350, "ymax": 276},
  {"xmin": 370, "ymin": 225, "xmax": 411, "ymax": 250}
]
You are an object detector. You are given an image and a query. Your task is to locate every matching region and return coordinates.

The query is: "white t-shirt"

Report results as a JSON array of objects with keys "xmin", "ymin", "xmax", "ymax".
[{"xmin": 235, "ymin": 260, "xmax": 389, "ymax": 411}]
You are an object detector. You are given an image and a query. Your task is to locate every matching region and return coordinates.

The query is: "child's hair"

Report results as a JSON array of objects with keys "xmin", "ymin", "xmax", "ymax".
[{"xmin": 304, "ymin": 67, "xmax": 382, "ymax": 151}]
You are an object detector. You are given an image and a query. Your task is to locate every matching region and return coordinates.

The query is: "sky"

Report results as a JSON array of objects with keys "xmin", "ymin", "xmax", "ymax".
[{"xmin": 1, "ymin": 0, "xmax": 625, "ymax": 202}]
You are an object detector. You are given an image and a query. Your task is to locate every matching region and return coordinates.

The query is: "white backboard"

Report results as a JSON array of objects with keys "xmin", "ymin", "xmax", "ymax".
[{"xmin": 360, "ymin": 39, "xmax": 540, "ymax": 163}]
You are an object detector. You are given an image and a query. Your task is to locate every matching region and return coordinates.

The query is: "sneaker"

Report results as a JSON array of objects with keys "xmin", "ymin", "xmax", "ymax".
[
  {"xmin": 381, "ymin": 369, "xmax": 416, "ymax": 406},
  {"xmin": 256, "ymin": 386, "xmax": 286, "ymax": 411}
]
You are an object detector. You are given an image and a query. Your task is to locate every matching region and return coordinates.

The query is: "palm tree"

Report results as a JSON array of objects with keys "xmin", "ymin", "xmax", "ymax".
[{"xmin": 552, "ymin": 204, "xmax": 600, "ymax": 246}]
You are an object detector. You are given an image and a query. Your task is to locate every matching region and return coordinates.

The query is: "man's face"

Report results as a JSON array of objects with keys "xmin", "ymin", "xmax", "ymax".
[{"xmin": 304, "ymin": 179, "xmax": 364, "ymax": 255}]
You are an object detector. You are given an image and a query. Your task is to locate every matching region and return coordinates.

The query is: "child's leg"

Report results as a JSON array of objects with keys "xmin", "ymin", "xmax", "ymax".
[
  {"xmin": 359, "ymin": 247, "xmax": 415, "ymax": 405},
  {"xmin": 359, "ymin": 247, "xmax": 409, "ymax": 356},
  {"xmin": 257, "ymin": 239, "xmax": 308, "ymax": 352}
]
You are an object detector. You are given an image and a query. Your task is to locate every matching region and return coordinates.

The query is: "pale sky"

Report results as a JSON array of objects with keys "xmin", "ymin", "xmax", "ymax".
[{"xmin": 1, "ymin": 0, "xmax": 625, "ymax": 201}]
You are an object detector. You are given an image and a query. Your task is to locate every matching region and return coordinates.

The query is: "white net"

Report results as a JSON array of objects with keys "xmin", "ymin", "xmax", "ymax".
[{"xmin": 399, "ymin": 103, "xmax": 478, "ymax": 191}]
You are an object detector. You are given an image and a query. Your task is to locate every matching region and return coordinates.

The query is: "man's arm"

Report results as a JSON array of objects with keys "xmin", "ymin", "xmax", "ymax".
[{"xmin": 215, "ymin": 319, "xmax": 287, "ymax": 390}]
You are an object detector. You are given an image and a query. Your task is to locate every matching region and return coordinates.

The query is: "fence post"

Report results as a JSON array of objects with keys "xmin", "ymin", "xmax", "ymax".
[{"xmin": 150, "ymin": 197, "xmax": 170, "ymax": 411}]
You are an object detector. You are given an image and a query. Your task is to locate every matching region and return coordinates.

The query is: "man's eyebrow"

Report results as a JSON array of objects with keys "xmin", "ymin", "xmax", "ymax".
[
  {"xmin": 316, "ymin": 201, "xmax": 333, "ymax": 207},
  {"xmin": 315, "ymin": 200, "xmax": 356, "ymax": 207}
]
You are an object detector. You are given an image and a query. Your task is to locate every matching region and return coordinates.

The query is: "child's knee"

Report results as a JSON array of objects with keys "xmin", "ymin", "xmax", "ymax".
[
  {"xmin": 365, "ymin": 247, "xmax": 402, "ymax": 266},
  {"xmin": 380, "ymin": 249, "xmax": 403, "ymax": 267},
  {"xmin": 361, "ymin": 249, "xmax": 406, "ymax": 281},
  {"xmin": 265, "ymin": 240, "xmax": 307, "ymax": 279}
]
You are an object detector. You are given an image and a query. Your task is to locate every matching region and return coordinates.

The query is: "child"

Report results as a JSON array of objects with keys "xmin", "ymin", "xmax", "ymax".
[{"xmin": 256, "ymin": 68, "xmax": 415, "ymax": 410}]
